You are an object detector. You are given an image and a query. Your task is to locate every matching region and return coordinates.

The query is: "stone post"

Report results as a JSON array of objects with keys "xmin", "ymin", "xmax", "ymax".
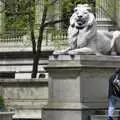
[
  {"xmin": 96, "ymin": 0, "xmax": 115, "ymax": 31},
  {"xmin": 116, "ymin": 0, "xmax": 120, "ymax": 27},
  {"xmin": 42, "ymin": 55, "xmax": 120, "ymax": 120}
]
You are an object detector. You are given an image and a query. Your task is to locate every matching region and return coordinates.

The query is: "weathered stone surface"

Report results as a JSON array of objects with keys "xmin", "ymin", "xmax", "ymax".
[
  {"xmin": 42, "ymin": 55, "xmax": 120, "ymax": 120},
  {"xmin": 91, "ymin": 115, "xmax": 119, "ymax": 120},
  {"xmin": 0, "ymin": 78, "xmax": 48, "ymax": 119},
  {"xmin": 0, "ymin": 112, "xmax": 14, "ymax": 120}
]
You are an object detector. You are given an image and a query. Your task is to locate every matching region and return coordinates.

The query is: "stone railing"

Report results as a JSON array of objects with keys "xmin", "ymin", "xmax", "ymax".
[
  {"xmin": 0, "ymin": 31, "xmax": 27, "ymax": 47},
  {"xmin": 0, "ymin": 30, "xmax": 68, "ymax": 50},
  {"xmin": 51, "ymin": 30, "xmax": 68, "ymax": 49}
]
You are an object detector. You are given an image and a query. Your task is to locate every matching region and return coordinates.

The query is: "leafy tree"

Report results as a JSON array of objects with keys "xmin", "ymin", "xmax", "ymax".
[
  {"xmin": 4, "ymin": 0, "xmax": 35, "ymax": 31},
  {"xmin": 0, "ymin": 0, "xmax": 96, "ymax": 78},
  {"xmin": 4, "ymin": 0, "xmax": 119, "ymax": 78},
  {"xmin": 30, "ymin": 0, "xmax": 96, "ymax": 78}
]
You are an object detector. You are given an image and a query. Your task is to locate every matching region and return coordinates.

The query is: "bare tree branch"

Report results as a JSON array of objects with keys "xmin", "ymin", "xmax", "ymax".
[
  {"xmin": 49, "ymin": 0, "xmax": 58, "ymax": 5},
  {"xmin": 27, "ymin": 1, "xmax": 36, "ymax": 54},
  {"xmin": 5, "ymin": 12, "xmax": 29, "ymax": 16},
  {"xmin": 37, "ymin": 5, "xmax": 48, "ymax": 52},
  {"xmin": 44, "ymin": 18, "xmax": 68, "ymax": 27}
]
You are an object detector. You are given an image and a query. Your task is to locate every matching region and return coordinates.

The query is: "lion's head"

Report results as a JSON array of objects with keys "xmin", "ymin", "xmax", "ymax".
[{"xmin": 70, "ymin": 4, "xmax": 93, "ymax": 29}]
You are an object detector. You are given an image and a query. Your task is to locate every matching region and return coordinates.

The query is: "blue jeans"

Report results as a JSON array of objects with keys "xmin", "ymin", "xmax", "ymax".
[{"xmin": 108, "ymin": 95, "xmax": 120, "ymax": 117}]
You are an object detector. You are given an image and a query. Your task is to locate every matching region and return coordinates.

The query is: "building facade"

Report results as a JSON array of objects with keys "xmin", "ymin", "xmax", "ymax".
[{"xmin": 0, "ymin": 0, "xmax": 119, "ymax": 119}]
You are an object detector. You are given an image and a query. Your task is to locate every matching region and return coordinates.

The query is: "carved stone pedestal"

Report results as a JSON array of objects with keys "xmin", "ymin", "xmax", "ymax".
[{"xmin": 42, "ymin": 55, "xmax": 120, "ymax": 120}]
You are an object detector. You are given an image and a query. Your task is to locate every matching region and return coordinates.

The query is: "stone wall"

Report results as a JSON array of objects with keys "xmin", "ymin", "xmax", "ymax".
[{"xmin": 0, "ymin": 78, "xmax": 48, "ymax": 119}]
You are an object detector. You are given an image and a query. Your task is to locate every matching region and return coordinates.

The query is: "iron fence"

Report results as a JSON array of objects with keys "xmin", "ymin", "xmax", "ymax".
[{"xmin": 0, "ymin": 30, "xmax": 68, "ymax": 49}]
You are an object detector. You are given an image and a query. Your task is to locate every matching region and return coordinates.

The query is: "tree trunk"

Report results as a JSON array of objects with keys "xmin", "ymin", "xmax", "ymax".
[
  {"xmin": 31, "ymin": 5, "xmax": 48, "ymax": 78},
  {"xmin": 31, "ymin": 51, "xmax": 40, "ymax": 78}
]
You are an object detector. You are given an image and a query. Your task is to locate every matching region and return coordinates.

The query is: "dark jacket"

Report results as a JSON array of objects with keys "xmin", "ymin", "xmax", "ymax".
[{"xmin": 108, "ymin": 68, "xmax": 120, "ymax": 98}]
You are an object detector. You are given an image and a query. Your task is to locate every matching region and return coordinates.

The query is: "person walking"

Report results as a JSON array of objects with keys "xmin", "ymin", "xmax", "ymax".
[{"xmin": 107, "ymin": 68, "xmax": 120, "ymax": 120}]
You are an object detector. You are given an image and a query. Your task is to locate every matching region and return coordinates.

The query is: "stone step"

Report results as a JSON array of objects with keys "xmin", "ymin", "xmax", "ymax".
[
  {"xmin": 91, "ymin": 110, "xmax": 120, "ymax": 120},
  {"xmin": 96, "ymin": 20, "xmax": 113, "ymax": 25},
  {"xmin": 12, "ymin": 109, "xmax": 42, "ymax": 120},
  {"xmin": 96, "ymin": 24, "xmax": 113, "ymax": 30},
  {"xmin": 96, "ymin": 19, "xmax": 115, "ymax": 31},
  {"xmin": 0, "ymin": 112, "xmax": 14, "ymax": 120},
  {"xmin": 97, "ymin": 24, "xmax": 113, "ymax": 27},
  {"xmin": 96, "ymin": 109, "xmax": 120, "ymax": 115},
  {"xmin": 105, "ymin": 109, "xmax": 120, "ymax": 116},
  {"xmin": 91, "ymin": 115, "xmax": 120, "ymax": 120}
]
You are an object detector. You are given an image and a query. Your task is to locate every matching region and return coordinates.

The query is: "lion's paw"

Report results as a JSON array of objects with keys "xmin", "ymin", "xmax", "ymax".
[
  {"xmin": 68, "ymin": 50, "xmax": 77, "ymax": 55},
  {"xmin": 53, "ymin": 49, "xmax": 68, "ymax": 55}
]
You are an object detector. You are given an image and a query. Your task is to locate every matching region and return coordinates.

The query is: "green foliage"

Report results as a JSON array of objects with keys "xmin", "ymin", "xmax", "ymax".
[
  {"xmin": 5, "ymin": 15, "xmax": 29, "ymax": 30},
  {"xmin": 4, "ymin": 0, "xmax": 96, "ymax": 30},
  {"xmin": 5, "ymin": 0, "xmax": 35, "ymax": 31},
  {"xmin": 61, "ymin": 0, "xmax": 95, "ymax": 13}
]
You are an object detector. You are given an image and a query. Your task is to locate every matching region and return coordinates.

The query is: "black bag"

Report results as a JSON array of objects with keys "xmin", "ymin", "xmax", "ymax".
[{"xmin": 108, "ymin": 69, "xmax": 120, "ymax": 98}]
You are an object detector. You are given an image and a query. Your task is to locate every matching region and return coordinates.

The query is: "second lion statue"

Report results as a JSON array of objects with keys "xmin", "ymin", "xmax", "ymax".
[{"xmin": 53, "ymin": 4, "xmax": 120, "ymax": 55}]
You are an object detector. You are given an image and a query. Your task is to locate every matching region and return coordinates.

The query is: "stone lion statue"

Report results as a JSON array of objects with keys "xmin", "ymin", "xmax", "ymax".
[{"xmin": 53, "ymin": 4, "xmax": 120, "ymax": 55}]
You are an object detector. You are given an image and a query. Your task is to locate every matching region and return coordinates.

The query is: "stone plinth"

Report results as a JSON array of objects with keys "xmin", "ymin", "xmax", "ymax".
[{"xmin": 42, "ymin": 55, "xmax": 120, "ymax": 120}]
